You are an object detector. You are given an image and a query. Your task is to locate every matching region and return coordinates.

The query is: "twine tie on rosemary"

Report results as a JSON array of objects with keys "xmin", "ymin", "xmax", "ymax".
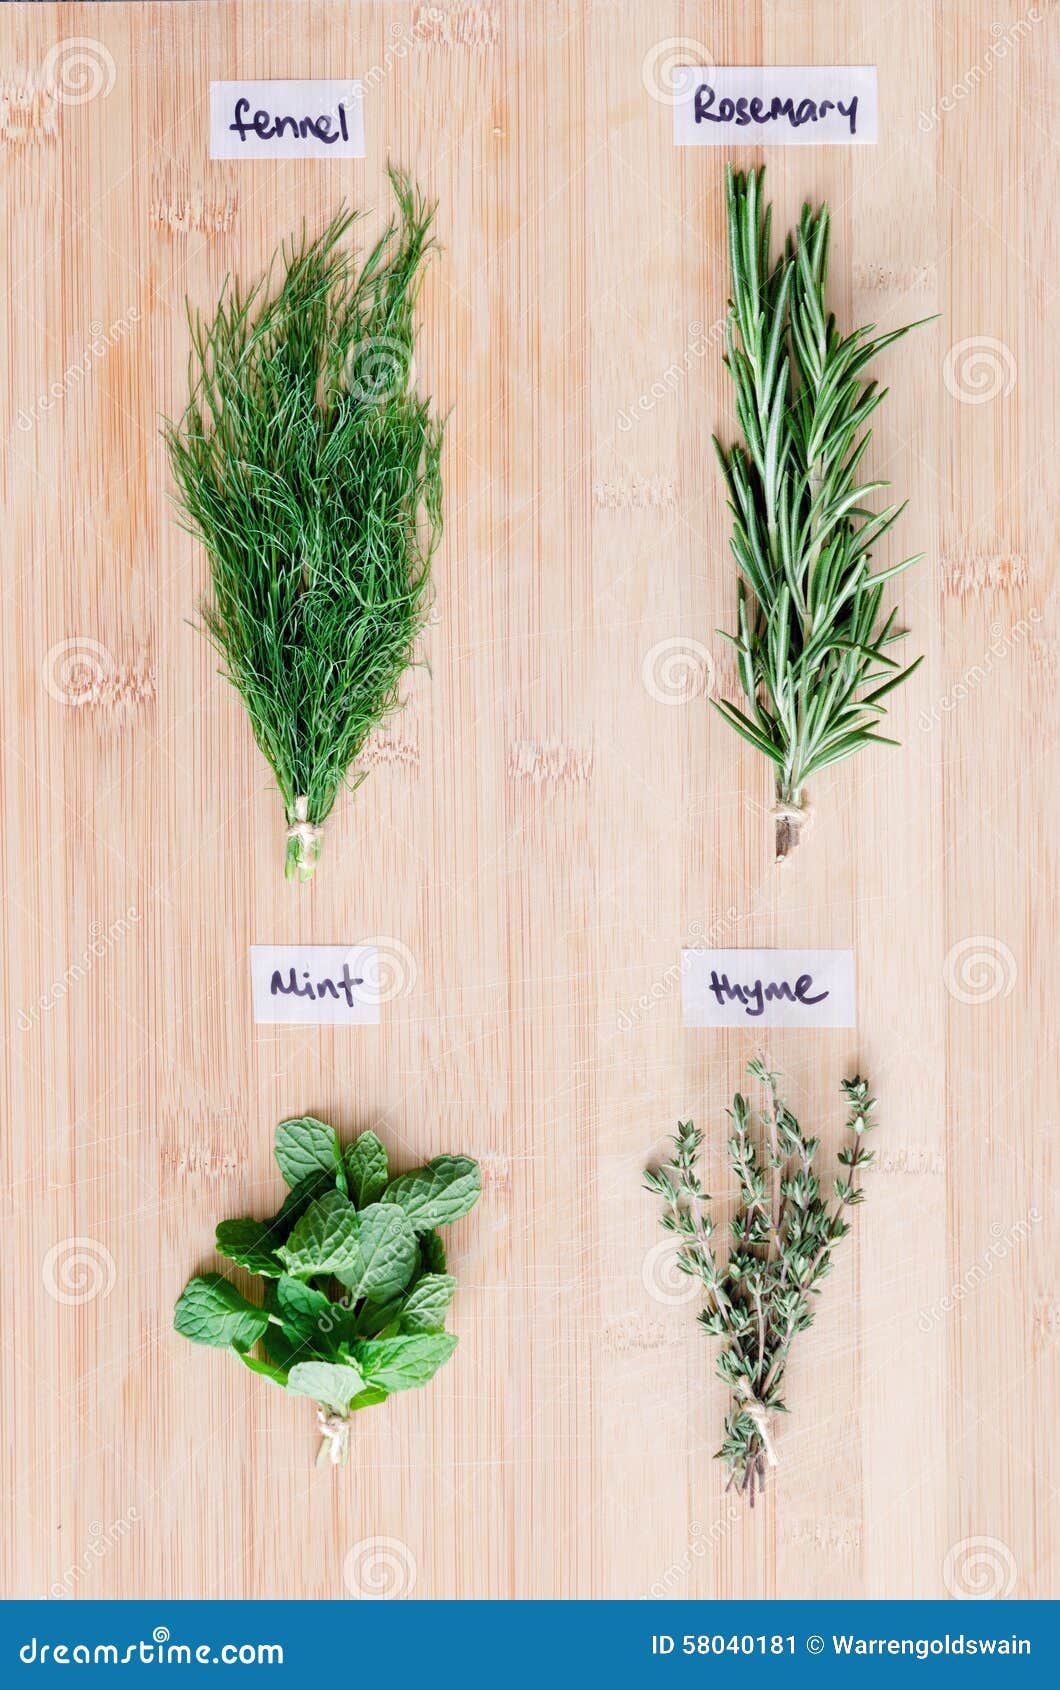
[
  {"xmin": 286, "ymin": 797, "xmax": 322, "ymax": 859},
  {"xmin": 316, "ymin": 1408, "xmax": 351, "ymax": 1468},
  {"xmin": 736, "ymin": 1380, "xmax": 778, "ymax": 1468},
  {"xmin": 771, "ymin": 794, "xmax": 812, "ymax": 830}
]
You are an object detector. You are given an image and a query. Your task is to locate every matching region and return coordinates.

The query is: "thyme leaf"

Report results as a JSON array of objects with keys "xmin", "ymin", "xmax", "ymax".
[{"xmin": 644, "ymin": 1060, "xmax": 877, "ymax": 1504}]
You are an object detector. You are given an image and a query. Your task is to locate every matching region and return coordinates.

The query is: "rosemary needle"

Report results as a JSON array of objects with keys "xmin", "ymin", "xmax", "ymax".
[{"xmin": 713, "ymin": 166, "xmax": 933, "ymax": 859}]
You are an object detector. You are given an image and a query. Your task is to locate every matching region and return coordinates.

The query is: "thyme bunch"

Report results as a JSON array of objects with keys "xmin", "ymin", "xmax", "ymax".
[
  {"xmin": 644, "ymin": 1060, "xmax": 876, "ymax": 1504},
  {"xmin": 165, "ymin": 169, "xmax": 442, "ymax": 881},
  {"xmin": 713, "ymin": 166, "xmax": 931, "ymax": 858}
]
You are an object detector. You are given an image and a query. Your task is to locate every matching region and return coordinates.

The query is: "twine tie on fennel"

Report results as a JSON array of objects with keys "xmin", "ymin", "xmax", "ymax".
[
  {"xmin": 316, "ymin": 1408, "xmax": 351, "ymax": 1467},
  {"xmin": 286, "ymin": 797, "xmax": 322, "ymax": 880}
]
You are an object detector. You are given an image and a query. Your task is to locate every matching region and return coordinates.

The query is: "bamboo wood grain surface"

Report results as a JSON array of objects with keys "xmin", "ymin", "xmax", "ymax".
[{"xmin": 0, "ymin": 0, "xmax": 1056, "ymax": 1602}]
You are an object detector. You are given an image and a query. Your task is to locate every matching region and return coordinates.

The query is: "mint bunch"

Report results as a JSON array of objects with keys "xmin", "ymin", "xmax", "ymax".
[{"xmin": 174, "ymin": 1116, "xmax": 480, "ymax": 1465}]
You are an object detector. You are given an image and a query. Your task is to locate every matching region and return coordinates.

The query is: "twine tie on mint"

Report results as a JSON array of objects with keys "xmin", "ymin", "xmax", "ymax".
[{"xmin": 316, "ymin": 1408, "xmax": 350, "ymax": 1468}]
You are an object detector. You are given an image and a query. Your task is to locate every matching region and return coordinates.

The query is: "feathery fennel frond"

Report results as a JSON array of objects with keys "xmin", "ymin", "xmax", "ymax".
[
  {"xmin": 714, "ymin": 166, "xmax": 932, "ymax": 859},
  {"xmin": 165, "ymin": 168, "xmax": 442, "ymax": 881}
]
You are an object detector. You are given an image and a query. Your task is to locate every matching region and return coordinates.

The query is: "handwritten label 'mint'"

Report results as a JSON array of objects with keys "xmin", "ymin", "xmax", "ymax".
[
  {"xmin": 682, "ymin": 949, "xmax": 856, "ymax": 1029},
  {"xmin": 210, "ymin": 81, "xmax": 365, "ymax": 160},
  {"xmin": 251, "ymin": 945, "xmax": 381, "ymax": 1026},
  {"xmin": 672, "ymin": 66, "xmax": 878, "ymax": 147}
]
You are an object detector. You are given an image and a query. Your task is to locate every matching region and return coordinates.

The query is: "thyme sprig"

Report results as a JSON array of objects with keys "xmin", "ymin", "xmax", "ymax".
[
  {"xmin": 713, "ymin": 166, "xmax": 931, "ymax": 858},
  {"xmin": 165, "ymin": 168, "xmax": 442, "ymax": 881},
  {"xmin": 644, "ymin": 1060, "xmax": 876, "ymax": 1504}
]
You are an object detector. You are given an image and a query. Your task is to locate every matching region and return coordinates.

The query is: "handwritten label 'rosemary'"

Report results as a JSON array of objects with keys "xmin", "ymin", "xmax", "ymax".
[
  {"xmin": 672, "ymin": 67, "xmax": 878, "ymax": 147},
  {"xmin": 682, "ymin": 949, "xmax": 855, "ymax": 1029},
  {"xmin": 210, "ymin": 81, "xmax": 365, "ymax": 159},
  {"xmin": 251, "ymin": 946, "xmax": 380, "ymax": 1026}
]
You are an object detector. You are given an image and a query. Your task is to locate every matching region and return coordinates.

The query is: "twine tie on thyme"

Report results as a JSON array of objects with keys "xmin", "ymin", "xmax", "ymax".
[
  {"xmin": 736, "ymin": 1381, "xmax": 778, "ymax": 1467},
  {"xmin": 316, "ymin": 1408, "xmax": 351, "ymax": 1468}
]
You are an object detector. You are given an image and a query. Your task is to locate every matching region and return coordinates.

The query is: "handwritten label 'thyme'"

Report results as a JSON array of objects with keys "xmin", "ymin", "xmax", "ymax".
[
  {"xmin": 251, "ymin": 946, "xmax": 381, "ymax": 1026},
  {"xmin": 681, "ymin": 949, "xmax": 856, "ymax": 1029},
  {"xmin": 672, "ymin": 67, "xmax": 877, "ymax": 147},
  {"xmin": 210, "ymin": 81, "xmax": 365, "ymax": 160}
]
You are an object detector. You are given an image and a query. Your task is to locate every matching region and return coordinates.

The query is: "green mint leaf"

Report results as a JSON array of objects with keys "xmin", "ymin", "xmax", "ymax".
[
  {"xmin": 234, "ymin": 1347, "xmax": 289, "ymax": 1387},
  {"xmin": 420, "ymin": 1230, "xmax": 447, "ymax": 1274},
  {"xmin": 215, "ymin": 1217, "xmax": 281, "ymax": 1278},
  {"xmin": 272, "ymin": 1170, "xmax": 335, "ymax": 1232},
  {"xmin": 276, "ymin": 1274, "xmax": 337, "ymax": 1350},
  {"xmin": 334, "ymin": 1202, "xmax": 418, "ymax": 1302},
  {"xmin": 352, "ymin": 1332, "xmax": 458, "ymax": 1392},
  {"xmin": 399, "ymin": 1273, "xmax": 457, "ymax": 1333},
  {"xmin": 274, "ymin": 1115, "xmax": 345, "ymax": 1194},
  {"xmin": 276, "ymin": 1190, "xmax": 360, "ymax": 1278},
  {"xmin": 382, "ymin": 1156, "xmax": 481, "ymax": 1234},
  {"xmin": 287, "ymin": 1359, "xmax": 366, "ymax": 1416},
  {"xmin": 348, "ymin": 1385, "xmax": 389, "ymax": 1413},
  {"xmin": 351, "ymin": 1294, "xmax": 406, "ymax": 1340},
  {"xmin": 344, "ymin": 1130, "xmax": 389, "ymax": 1208},
  {"xmin": 174, "ymin": 1274, "xmax": 269, "ymax": 1350}
]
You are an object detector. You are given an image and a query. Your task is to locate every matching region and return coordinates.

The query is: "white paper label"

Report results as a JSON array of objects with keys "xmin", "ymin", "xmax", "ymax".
[
  {"xmin": 682, "ymin": 949, "xmax": 856, "ymax": 1029},
  {"xmin": 251, "ymin": 945, "xmax": 381, "ymax": 1025},
  {"xmin": 673, "ymin": 66, "xmax": 877, "ymax": 147},
  {"xmin": 210, "ymin": 81, "xmax": 365, "ymax": 160}
]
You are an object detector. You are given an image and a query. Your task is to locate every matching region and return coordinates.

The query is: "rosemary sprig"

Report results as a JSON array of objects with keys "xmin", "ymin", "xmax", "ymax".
[
  {"xmin": 644, "ymin": 1060, "xmax": 876, "ymax": 1504},
  {"xmin": 165, "ymin": 168, "xmax": 442, "ymax": 881},
  {"xmin": 713, "ymin": 166, "xmax": 932, "ymax": 858}
]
